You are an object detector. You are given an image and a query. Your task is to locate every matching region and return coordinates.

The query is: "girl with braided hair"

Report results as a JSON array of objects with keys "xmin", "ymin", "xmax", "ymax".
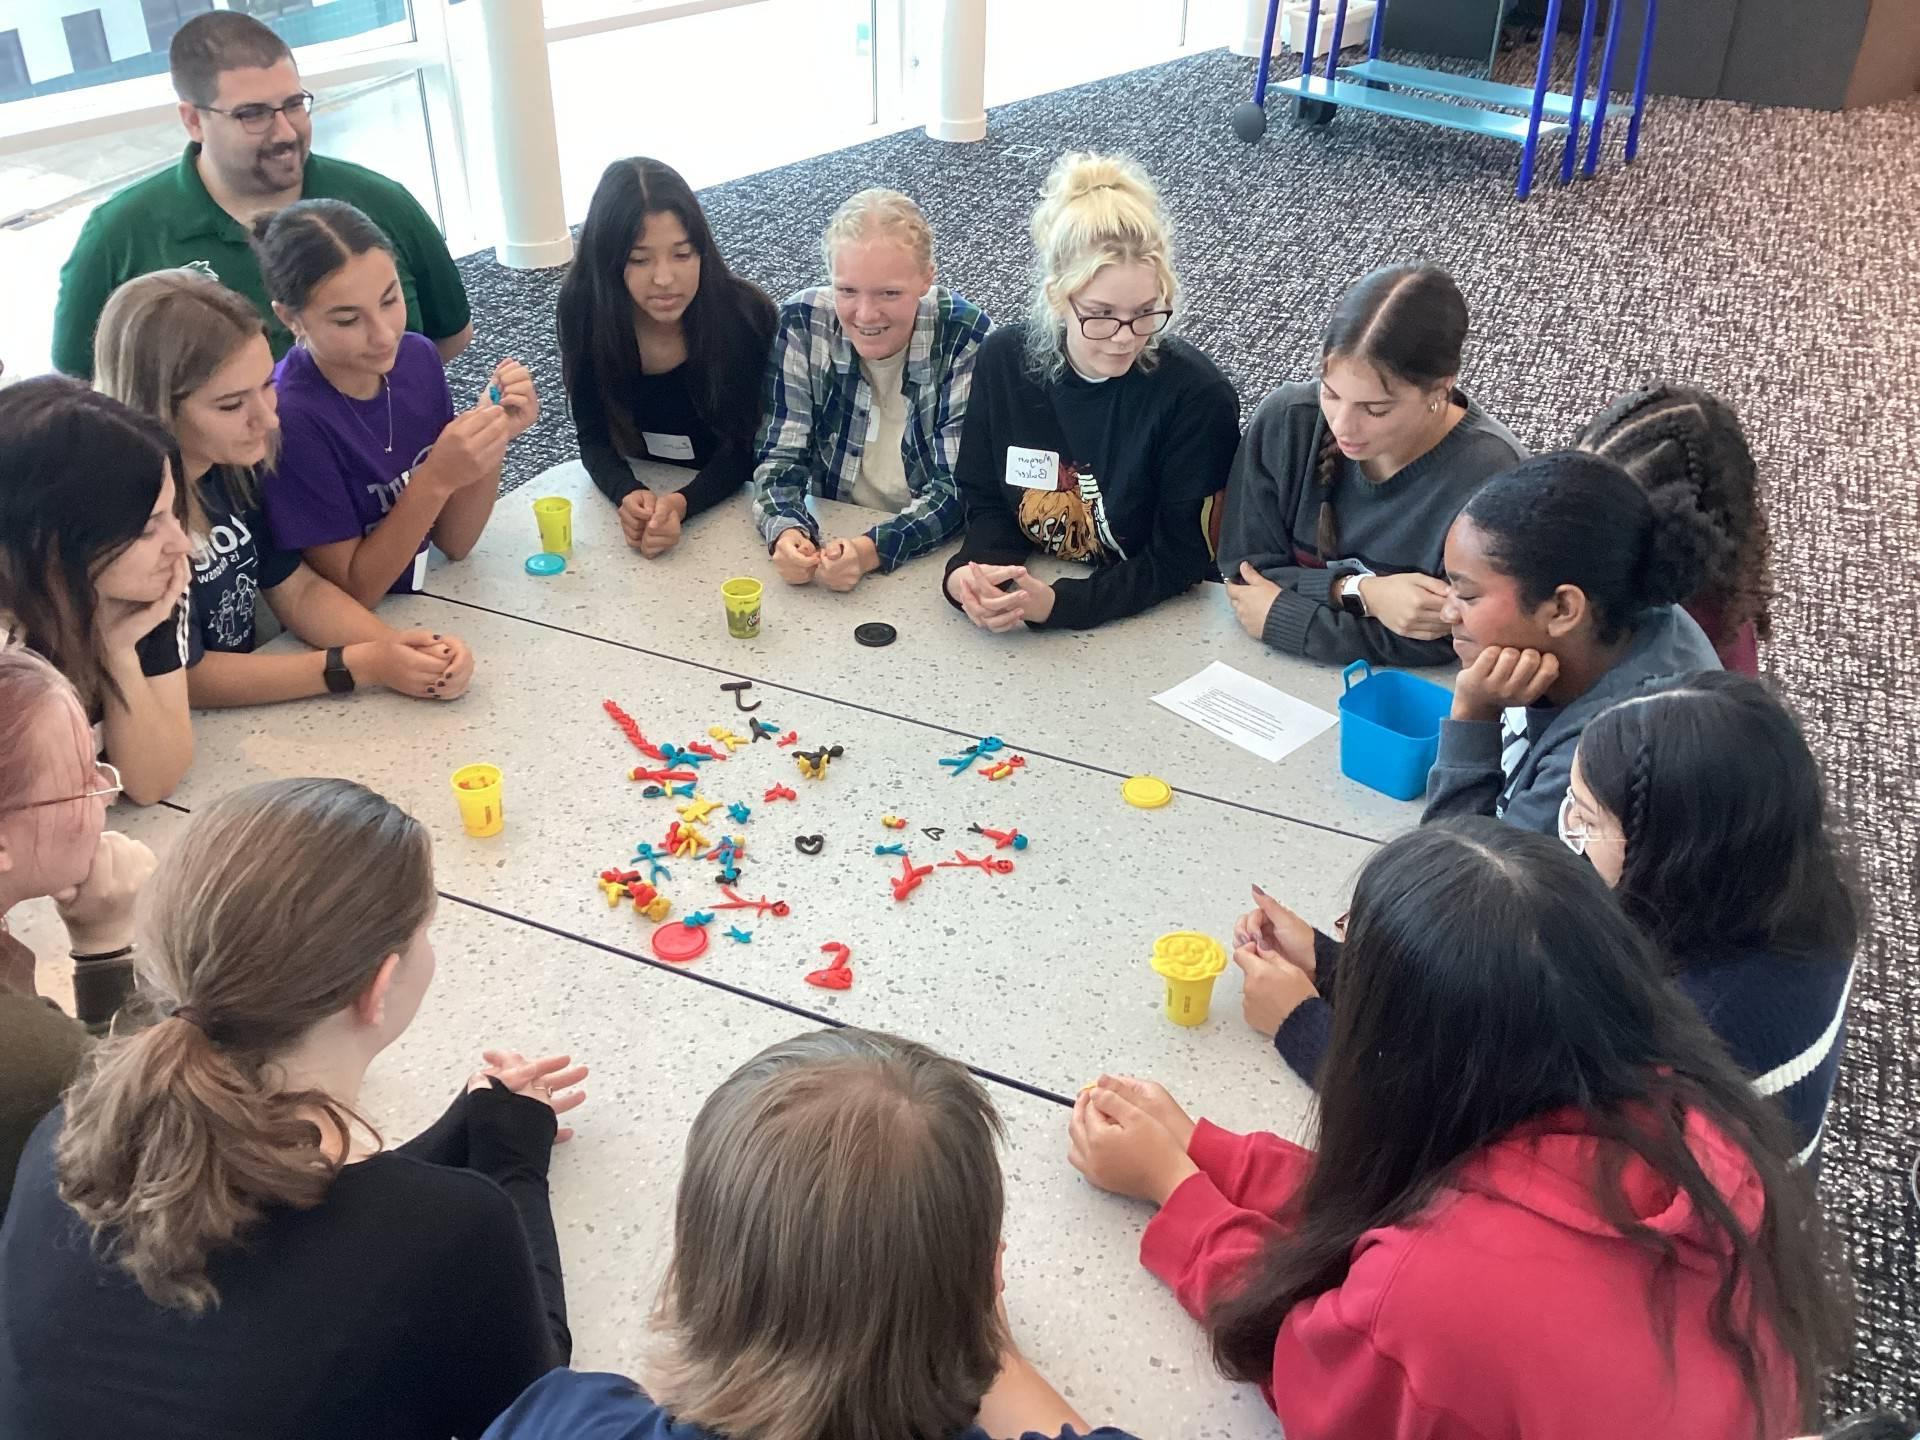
[
  {"xmin": 1560, "ymin": 673, "xmax": 1858, "ymax": 1166},
  {"xmin": 1577, "ymin": 385, "xmax": 1773, "ymax": 674},
  {"xmin": 1422, "ymin": 451, "xmax": 1724, "ymax": 834},
  {"xmin": 1215, "ymin": 264, "xmax": 1526, "ymax": 665}
]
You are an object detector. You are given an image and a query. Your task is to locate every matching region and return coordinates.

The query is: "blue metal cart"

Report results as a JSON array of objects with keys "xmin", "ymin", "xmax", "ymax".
[{"xmin": 1230, "ymin": 0, "xmax": 1659, "ymax": 198}]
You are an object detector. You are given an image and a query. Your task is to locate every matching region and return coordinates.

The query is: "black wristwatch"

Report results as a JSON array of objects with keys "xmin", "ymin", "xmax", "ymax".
[{"xmin": 323, "ymin": 646, "xmax": 356, "ymax": 694}]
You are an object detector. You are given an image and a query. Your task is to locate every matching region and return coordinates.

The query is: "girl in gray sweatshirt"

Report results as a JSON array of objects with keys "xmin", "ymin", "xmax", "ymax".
[{"xmin": 1425, "ymin": 451, "xmax": 1724, "ymax": 835}]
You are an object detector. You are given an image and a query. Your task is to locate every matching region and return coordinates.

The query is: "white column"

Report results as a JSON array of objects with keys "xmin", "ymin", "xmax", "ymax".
[
  {"xmin": 477, "ymin": 0, "xmax": 572, "ymax": 269},
  {"xmin": 925, "ymin": 0, "xmax": 987, "ymax": 143}
]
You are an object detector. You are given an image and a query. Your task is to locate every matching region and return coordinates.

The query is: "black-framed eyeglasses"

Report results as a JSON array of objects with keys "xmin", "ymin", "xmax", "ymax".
[
  {"xmin": 197, "ymin": 91, "xmax": 315, "ymax": 134},
  {"xmin": 2, "ymin": 762, "xmax": 122, "ymax": 814},
  {"xmin": 1069, "ymin": 302, "xmax": 1173, "ymax": 341}
]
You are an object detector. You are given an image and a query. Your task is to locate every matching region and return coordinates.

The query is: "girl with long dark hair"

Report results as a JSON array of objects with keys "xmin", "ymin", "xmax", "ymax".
[
  {"xmin": 1564, "ymin": 672, "xmax": 1859, "ymax": 1163},
  {"xmin": 0, "ymin": 377, "xmax": 196, "ymax": 805},
  {"xmin": 1070, "ymin": 818, "xmax": 1850, "ymax": 1440},
  {"xmin": 558, "ymin": 157, "xmax": 777, "ymax": 558},
  {"xmin": 1425, "ymin": 450, "xmax": 1724, "ymax": 832},
  {"xmin": 1216, "ymin": 264, "xmax": 1525, "ymax": 664}
]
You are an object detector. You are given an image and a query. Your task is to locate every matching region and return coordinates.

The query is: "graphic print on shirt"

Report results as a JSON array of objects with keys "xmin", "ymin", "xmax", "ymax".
[
  {"xmin": 363, "ymin": 445, "xmax": 434, "ymax": 530},
  {"xmin": 192, "ymin": 514, "xmax": 261, "ymax": 651},
  {"xmin": 1016, "ymin": 457, "xmax": 1123, "ymax": 563}
]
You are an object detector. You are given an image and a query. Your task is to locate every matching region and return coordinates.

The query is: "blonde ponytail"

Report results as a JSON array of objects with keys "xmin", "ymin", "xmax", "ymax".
[
  {"xmin": 1024, "ymin": 151, "xmax": 1178, "ymax": 381},
  {"xmin": 55, "ymin": 777, "xmax": 433, "ymax": 1312}
]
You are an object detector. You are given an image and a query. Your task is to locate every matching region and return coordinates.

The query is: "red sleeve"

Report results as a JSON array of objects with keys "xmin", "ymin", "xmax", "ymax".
[
  {"xmin": 1186, "ymin": 1119, "xmax": 1314, "ymax": 1213},
  {"xmin": 1139, "ymin": 1169, "xmax": 1282, "ymax": 1346}
]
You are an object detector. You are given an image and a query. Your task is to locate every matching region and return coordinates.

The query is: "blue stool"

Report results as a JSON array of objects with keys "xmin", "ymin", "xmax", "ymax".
[{"xmin": 1231, "ymin": 0, "xmax": 1659, "ymax": 198}]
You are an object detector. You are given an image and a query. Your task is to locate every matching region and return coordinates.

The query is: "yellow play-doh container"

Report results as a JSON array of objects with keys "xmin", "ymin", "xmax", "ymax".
[
  {"xmin": 1150, "ymin": 931, "xmax": 1227, "ymax": 1027},
  {"xmin": 721, "ymin": 576, "xmax": 763, "ymax": 639},
  {"xmin": 532, "ymin": 496, "xmax": 573, "ymax": 554},
  {"xmin": 450, "ymin": 763, "xmax": 505, "ymax": 838}
]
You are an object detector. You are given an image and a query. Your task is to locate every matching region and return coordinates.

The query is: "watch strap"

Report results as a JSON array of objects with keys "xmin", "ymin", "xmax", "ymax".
[{"xmin": 323, "ymin": 646, "xmax": 356, "ymax": 694}]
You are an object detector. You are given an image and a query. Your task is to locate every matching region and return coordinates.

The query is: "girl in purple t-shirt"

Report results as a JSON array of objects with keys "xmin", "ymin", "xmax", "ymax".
[{"xmin": 252, "ymin": 200, "xmax": 539, "ymax": 609}]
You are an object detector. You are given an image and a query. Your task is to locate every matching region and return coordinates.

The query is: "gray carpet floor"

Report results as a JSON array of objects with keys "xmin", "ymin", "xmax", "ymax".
[{"xmin": 448, "ymin": 43, "xmax": 1920, "ymax": 1418}]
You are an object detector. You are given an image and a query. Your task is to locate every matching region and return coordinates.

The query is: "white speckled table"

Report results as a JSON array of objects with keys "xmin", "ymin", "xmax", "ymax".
[
  {"xmin": 167, "ymin": 598, "xmax": 1366, "ymax": 1127},
  {"xmin": 17, "ymin": 822, "xmax": 1270, "ymax": 1439},
  {"xmin": 425, "ymin": 461, "xmax": 1448, "ymax": 843},
  {"xmin": 22, "ymin": 468, "xmax": 1437, "ymax": 1437}
]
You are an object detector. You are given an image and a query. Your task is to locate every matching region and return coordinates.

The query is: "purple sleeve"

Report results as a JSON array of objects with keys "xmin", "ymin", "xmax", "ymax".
[{"xmin": 260, "ymin": 403, "xmax": 371, "ymax": 553}]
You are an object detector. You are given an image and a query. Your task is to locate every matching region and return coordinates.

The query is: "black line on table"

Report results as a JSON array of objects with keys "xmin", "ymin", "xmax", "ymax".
[
  {"xmin": 419, "ymin": 590, "xmax": 1393, "ymax": 846},
  {"xmin": 439, "ymin": 891, "xmax": 1076, "ymax": 1109}
]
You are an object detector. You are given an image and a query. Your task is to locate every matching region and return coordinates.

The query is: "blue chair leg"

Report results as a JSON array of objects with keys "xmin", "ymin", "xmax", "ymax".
[
  {"xmin": 1583, "ymin": 0, "xmax": 1627, "ymax": 176},
  {"xmin": 1322, "ymin": 0, "xmax": 1353, "ymax": 81},
  {"xmin": 1516, "ymin": 0, "xmax": 1565, "ymax": 199},
  {"xmin": 1367, "ymin": 0, "xmax": 1387, "ymax": 58},
  {"xmin": 1561, "ymin": 0, "xmax": 1599, "ymax": 184},
  {"xmin": 1625, "ymin": 0, "xmax": 1658, "ymax": 161},
  {"xmin": 1252, "ymin": 0, "xmax": 1283, "ymax": 107}
]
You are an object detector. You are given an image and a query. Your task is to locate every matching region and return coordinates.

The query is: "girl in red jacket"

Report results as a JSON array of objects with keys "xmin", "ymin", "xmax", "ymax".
[{"xmin": 1068, "ymin": 817, "xmax": 1849, "ymax": 1440}]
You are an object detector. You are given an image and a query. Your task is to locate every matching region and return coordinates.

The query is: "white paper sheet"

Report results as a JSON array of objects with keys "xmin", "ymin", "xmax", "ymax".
[{"xmin": 1151, "ymin": 661, "xmax": 1338, "ymax": 765}]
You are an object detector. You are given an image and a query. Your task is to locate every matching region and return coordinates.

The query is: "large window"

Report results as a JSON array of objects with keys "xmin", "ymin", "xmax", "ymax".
[{"xmin": 1, "ymin": 0, "xmax": 1221, "ymax": 381}]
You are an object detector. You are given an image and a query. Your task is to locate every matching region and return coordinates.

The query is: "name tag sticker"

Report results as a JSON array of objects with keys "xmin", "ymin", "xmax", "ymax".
[
  {"xmin": 1005, "ymin": 446, "xmax": 1060, "ymax": 490},
  {"xmin": 410, "ymin": 549, "xmax": 429, "ymax": 592},
  {"xmin": 642, "ymin": 431, "xmax": 696, "ymax": 461}
]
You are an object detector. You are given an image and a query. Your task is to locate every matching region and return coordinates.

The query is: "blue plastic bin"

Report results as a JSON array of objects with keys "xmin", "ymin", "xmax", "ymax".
[{"xmin": 1337, "ymin": 659, "xmax": 1453, "ymax": 801}]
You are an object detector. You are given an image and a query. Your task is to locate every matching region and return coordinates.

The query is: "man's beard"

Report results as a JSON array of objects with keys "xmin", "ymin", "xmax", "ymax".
[{"xmin": 244, "ymin": 138, "xmax": 306, "ymax": 194}]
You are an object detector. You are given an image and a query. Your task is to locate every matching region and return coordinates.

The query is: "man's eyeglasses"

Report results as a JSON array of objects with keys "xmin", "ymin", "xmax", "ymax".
[
  {"xmin": 4, "ymin": 762, "xmax": 122, "ymax": 814},
  {"xmin": 197, "ymin": 91, "xmax": 315, "ymax": 135},
  {"xmin": 1069, "ymin": 302, "xmax": 1173, "ymax": 341}
]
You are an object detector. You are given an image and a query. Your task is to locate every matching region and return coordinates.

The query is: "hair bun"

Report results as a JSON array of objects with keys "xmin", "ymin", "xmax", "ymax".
[{"xmin": 1639, "ymin": 480, "xmax": 1729, "ymax": 608}]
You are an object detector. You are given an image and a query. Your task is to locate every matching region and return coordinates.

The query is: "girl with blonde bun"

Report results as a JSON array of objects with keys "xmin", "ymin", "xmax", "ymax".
[{"xmin": 944, "ymin": 152, "xmax": 1239, "ymax": 631}]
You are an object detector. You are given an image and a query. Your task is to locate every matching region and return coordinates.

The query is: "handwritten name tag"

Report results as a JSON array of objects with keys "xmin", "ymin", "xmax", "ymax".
[
  {"xmin": 642, "ymin": 431, "xmax": 696, "ymax": 461},
  {"xmin": 1005, "ymin": 446, "xmax": 1060, "ymax": 490}
]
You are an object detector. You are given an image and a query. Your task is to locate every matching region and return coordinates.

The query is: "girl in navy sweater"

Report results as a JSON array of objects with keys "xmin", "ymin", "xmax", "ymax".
[
  {"xmin": 944, "ymin": 152, "xmax": 1239, "ymax": 631},
  {"xmin": 485, "ymin": 1028, "xmax": 1136, "ymax": 1440},
  {"xmin": 1562, "ymin": 672, "xmax": 1859, "ymax": 1165},
  {"xmin": 1237, "ymin": 674, "xmax": 1856, "ymax": 1169}
]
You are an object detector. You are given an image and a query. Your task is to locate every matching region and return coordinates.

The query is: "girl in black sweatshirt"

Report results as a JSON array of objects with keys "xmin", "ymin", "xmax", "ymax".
[
  {"xmin": 943, "ymin": 152, "xmax": 1240, "ymax": 632},
  {"xmin": 558, "ymin": 158, "xmax": 776, "ymax": 557},
  {"xmin": 1215, "ymin": 265, "xmax": 1526, "ymax": 666}
]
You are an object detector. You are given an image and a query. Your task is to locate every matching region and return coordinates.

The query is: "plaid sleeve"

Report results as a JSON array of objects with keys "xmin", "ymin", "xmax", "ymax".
[
  {"xmin": 865, "ymin": 301, "xmax": 990, "ymax": 571},
  {"xmin": 750, "ymin": 299, "xmax": 826, "ymax": 549}
]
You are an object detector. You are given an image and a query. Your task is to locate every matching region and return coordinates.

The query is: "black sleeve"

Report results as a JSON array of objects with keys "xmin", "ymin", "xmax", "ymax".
[
  {"xmin": 1270, "ymin": 930, "xmax": 1342, "ymax": 1089},
  {"xmin": 393, "ymin": 1086, "xmax": 469, "ymax": 1169},
  {"xmin": 134, "ymin": 599, "xmax": 201, "ymax": 676},
  {"xmin": 943, "ymin": 339, "xmax": 1033, "ymax": 605},
  {"xmin": 565, "ymin": 339, "xmax": 642, "ymax": 508},
  {"xmin": 467, "ymin": 1081, "xmax": 570, "ymax": 1363},
  {"xmin": 670, "ymin": 432, "xmax": 755, "ymax": 521},
  {"xmin": 413, "ymin": 1164, "xmax": 564, "ymax": 1440},
  {"xmin": 1043, "ymin": 374, "xmax": 1241, "ymax": 631},
  {"xmin": 670, "ymin": 292, "xmax": 778, "ymax": 522}
]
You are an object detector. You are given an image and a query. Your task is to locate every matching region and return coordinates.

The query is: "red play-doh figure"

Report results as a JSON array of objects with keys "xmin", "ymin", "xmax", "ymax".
[
  {"xmin": 805, "ymin": 941, "xmax": 854, "ymax": 990},
  {"xmin": 891, "ymin": 856, "xmax": 934, "ymax": 901}
]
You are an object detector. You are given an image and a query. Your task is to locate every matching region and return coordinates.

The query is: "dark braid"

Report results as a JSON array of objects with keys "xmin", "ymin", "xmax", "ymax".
[
  {"xmin": 1314, "ymin": 414, "xmax": 1344, "ymax": 559},
  {"xmin": 1576, "ymin": 387, "xmax": 1775, "ymax": 639}
]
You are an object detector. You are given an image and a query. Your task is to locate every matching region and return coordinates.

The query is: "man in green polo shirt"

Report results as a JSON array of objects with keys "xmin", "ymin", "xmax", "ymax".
[{"xmin": 50, "ymin": 11, "xmax": 472, "ymax": 380}]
